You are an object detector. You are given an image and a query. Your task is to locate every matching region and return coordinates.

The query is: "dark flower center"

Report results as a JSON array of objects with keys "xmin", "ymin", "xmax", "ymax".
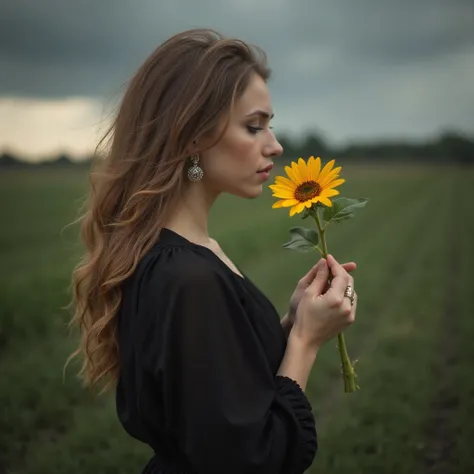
[{"xmin": 295, "ymin": 181, "xmax": 321, "ymax": 202}]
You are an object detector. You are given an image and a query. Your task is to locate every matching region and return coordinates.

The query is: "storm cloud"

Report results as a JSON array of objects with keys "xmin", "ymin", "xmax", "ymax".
[{"xmin": 1, "ymin": 0, "xmax": 473, "ymax": 154}]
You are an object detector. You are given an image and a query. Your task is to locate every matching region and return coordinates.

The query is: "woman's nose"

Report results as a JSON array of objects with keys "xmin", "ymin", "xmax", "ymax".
[{"xmin": 265, "ymin": 134, "xmax": 284, "ymax": 157}]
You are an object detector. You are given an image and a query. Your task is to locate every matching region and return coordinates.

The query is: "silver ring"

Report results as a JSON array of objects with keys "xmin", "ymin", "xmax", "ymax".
[{"xmin": 344, "ymin": 285, "xmax": 355, "ymax": 306}]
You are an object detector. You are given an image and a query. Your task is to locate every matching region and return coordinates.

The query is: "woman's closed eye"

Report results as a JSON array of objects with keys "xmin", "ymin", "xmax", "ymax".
[
  {"xmin": 247, "ymin": 125, "xmax": 263, "ymax": 134},
  {"xmin": 246, "ymin": 125, "xmax": 274, "ymax": 135}
]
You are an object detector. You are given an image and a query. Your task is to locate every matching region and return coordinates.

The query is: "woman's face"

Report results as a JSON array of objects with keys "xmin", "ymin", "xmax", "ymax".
[{"xmin": 199, "ymin": 73, "xmax": 283, "ymax": 199}]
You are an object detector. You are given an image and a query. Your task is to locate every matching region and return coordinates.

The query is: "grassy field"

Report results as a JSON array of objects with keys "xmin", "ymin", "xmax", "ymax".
[{"xmin": 1, "ymin": 163, "xmax": 473, "ymax": 473}]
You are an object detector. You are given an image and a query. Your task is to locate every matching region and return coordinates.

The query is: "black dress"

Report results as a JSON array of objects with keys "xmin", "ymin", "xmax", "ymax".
[{"xmin": 116, "ymin": 228, "xmax": 317, "ymax": 474}]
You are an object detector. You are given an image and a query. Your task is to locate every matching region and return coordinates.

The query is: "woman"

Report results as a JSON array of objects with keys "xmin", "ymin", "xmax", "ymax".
[{"xmin": 69, "ymin": 29, "xmax": 357, "ymax": 474}]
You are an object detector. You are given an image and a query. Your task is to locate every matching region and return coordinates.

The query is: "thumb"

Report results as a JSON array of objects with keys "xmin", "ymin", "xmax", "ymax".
[
  {"xmin": 299, "ymin": 260, "xmax": 321, "ymax": 286},
  {"xmin": 306, "ymin": 258, "xmax": 329, "ymax": 296}
]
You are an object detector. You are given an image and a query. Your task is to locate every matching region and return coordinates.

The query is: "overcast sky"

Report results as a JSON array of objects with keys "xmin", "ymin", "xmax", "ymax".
[{"xmin": 1, "ymin": 0, "xmax": 473, "ymax": 160}]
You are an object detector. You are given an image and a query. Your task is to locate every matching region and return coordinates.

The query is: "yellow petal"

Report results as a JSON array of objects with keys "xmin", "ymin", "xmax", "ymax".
[
  {"xmin": 270, "ymin": 185, "xmax": 295, "ymax": 195},
  {"xmin": 272, "ymin": 199, "xmax": 299, "ymax": 208},
  {"xmin": 289, "ymin": 202, "xmax": 306, "ymax": 216},
  {"xmin": 310, "ymin": 156, "xmax": 322, "ymax": 180},
  {"xmin": 295, "ymin": 202, "xmax": 306, "ymax": 213},
  {"xmin": 297, "ymin": 158, "xmax": 308, "ymax": 182},
  {"xmin": 291, "ymin": 160, "xmax": 303, "ymax": 183},
  {"xmin": 306, "ymin": 156, "xmax": 315, "ymax": 181},
  {"xmin": 272, "ymin": 189, "xmax": 296, "ymax": 199},
  {"xmin": 304, "ymin": 200, "xmax": 313, "ymax": 208},
  {"xmin": 319, "ymin": 196, "xmax": 333, "ymax": 207},
  {"xmin": 320, "ymin": 188, "xmax": 340, "ymax": 198},
  {"xmin": 325, "ymin": 178, "xmax": 345, "ymax": 189},
  {"xmin": 319, "ymin": 167, "xmax": 342, "ymax": 187},
  {"xmin": 284, "ymin": 165, "xmax": 299, "ymax": 183},
  {"xmin": 269, "ymin": 184, "xmax": 292, "ymax": 193},
  {"xmin": 272, "ymin": 200, "xmax": 286, "ymax": 208},
  {"xmin": 318, "ymin": 159, "xmax": 336, "ymax": 182},
  {"xmin": 275, "ymin": 176, "xmax": 296, "ymax": 189}
]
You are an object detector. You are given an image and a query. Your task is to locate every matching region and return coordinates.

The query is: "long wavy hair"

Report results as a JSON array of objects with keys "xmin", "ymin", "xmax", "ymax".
[{"xmin": 66, "ymin": 29, "xmax": 270, "ymax": 393}]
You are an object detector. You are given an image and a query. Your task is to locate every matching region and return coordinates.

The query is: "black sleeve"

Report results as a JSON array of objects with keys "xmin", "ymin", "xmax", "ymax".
[{"xmin": 139, "ymin": 253, "xmax": 317, "ymax": 474}]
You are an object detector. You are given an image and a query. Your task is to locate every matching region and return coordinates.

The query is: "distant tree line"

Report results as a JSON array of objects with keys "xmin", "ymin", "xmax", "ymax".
[
  {"xmin": 277, "ymin": 129, "xmax": 474, "ymax": 166},
  {"xmin": 1, "ymin": 129, "xmax": 473, "ymax": 169}
]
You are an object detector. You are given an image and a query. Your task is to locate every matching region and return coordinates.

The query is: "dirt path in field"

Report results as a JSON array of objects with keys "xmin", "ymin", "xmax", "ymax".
[{"xmin": 420, "ymin": 224, "xmax": 460, "ymax": 473}]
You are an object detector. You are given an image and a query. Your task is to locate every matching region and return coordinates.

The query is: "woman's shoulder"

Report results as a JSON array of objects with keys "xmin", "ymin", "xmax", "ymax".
[{"xmin": 134, "ymin": 228, "xmax": 232, "ymax": 291}]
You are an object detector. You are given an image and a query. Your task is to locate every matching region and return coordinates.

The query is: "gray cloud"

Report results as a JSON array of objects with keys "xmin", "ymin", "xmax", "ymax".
[{"xmin": 0, "ymin": 0, "xmax": 473, "ymax": 141}]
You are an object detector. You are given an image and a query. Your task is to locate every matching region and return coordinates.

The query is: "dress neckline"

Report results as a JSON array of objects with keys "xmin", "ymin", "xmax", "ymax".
[{"xmin": 159, "ymin": 227, "xmax": 247, "ymax": 281}]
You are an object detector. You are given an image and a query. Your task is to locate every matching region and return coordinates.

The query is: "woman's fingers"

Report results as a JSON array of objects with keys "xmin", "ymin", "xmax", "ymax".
[
  {"xmin": 327, "ymin": 254, "xmax": 351, "ymax": 284},
  {"xmin": 326, "ymin": 254, "xmax": 354, "ymax": 303},
  {"xmin": 306, "ymin": 258, "xmax": 330, "ymax": 296},
  {"xmin": 302, "ymin": 258, "xmax": 357, "ymax": 298},
  {"xmin": 342, "ymin": 262, "xmax": 357, "ymax": 273},
  {"xmin": 300, "ymin": 259, "xmax": 324, "ymax": 285},
  {"xmin": 322, "ymin": 261, "xmax": 355, "ymax": 292}
]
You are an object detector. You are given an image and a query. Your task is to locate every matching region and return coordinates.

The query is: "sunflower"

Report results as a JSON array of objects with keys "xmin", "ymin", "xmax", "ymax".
[{"xmin": 270, "ymin": 156, "xmax": 345, "ymax": 216}]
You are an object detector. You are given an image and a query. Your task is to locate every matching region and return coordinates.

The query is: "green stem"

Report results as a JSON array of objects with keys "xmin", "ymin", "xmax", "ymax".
[
  {"xmin": 313, "ymin": 245, "xmax": 324, "ymax": 255},
  {"xmin": 314, "ymin": 210, "xmax": 329, "ymax": 256},
  {"xmin": 313, "ymin": 209, "xmax": 358, "ymax": 393}
]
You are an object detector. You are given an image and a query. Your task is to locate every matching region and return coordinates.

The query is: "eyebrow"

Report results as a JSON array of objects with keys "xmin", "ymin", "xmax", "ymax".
[{"xmin": 246, "ymin": 109, "xmax": 274, "ymax": 119}]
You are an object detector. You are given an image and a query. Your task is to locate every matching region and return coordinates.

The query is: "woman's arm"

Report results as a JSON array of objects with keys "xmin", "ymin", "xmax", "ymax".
[{"xmin": 280, "ymin": 312, "xmax": 293, "ymax": 340}]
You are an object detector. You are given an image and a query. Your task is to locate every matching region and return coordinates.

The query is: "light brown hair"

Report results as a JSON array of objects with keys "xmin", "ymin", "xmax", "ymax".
[{"xmin": 66, "ymin": 29, "xmax": 270, "ymax": 393}]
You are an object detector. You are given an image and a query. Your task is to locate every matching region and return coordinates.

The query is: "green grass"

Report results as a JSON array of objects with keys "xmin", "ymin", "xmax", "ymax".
[{"xmin": 0, "ymin": 163, "xmax": 473, "ymax": 473}]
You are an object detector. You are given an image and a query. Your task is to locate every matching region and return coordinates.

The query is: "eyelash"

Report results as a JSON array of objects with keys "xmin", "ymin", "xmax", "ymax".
[{"xmin": 247, "ymin": 125, "xmax": 274, "ymax": 134}]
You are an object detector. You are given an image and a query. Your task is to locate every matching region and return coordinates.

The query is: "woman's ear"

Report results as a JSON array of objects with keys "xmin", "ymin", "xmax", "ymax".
[{"xmin": 185, "ymin": 140, "xmax": 199, "ymax": 158}]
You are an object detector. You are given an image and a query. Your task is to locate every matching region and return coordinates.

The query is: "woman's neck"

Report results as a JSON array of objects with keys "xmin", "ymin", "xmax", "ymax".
[{"xmin": 163, "ymin": 183, "xmax": 219, "ymax": 246}]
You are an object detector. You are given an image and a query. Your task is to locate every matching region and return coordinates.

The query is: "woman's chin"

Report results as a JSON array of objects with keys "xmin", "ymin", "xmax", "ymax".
[
  {"xmin": 224, "ymin": 182, "xmax": 263, "ymax": 200},
  {"xmin": 241, "ymin": 184, "xmax": 263, "ymax": 199}
]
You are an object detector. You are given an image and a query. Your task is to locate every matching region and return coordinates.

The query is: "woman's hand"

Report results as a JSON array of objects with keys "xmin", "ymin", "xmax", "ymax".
[
  {"xmin": 287, "ymin": 259, "xmax": 357, "ymax": 326},
  {"xmin": 290, "ymin": 255, "xmax": 357, "ymax": 350}
]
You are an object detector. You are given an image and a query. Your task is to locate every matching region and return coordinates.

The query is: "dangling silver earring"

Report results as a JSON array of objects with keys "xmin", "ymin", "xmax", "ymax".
[{"xmin": 187, "ymin": 155, "xmax": 204, "ymax": 182}]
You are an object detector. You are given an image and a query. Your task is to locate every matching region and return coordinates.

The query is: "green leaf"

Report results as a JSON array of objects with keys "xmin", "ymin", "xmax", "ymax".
[
  {"xmin": 323, "ymin": 197, "xmax": 369, "ymax": 224},
  {"xmin": 291, "ymin": 226, "xmax": 320, "ymax": 245},
  {"xmin": 282, "ymin": 226, "xmax": 319, "ymax": 252}
]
